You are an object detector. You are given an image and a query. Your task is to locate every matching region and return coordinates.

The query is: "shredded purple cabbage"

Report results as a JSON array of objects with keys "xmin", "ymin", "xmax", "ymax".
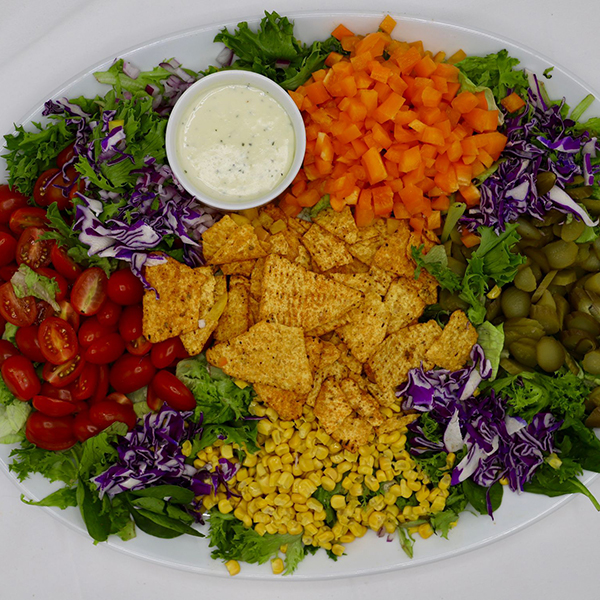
[
  {"xmin": 398, "ymin": 345, "xmax": 562, "ymax": 507},
  {"xmin": 93, "ymin": 406, "xmax": 238, "ymax": 511},
  {"xmin": 462, "ymin": 76, "xmax": 600, "ymax": 231}
]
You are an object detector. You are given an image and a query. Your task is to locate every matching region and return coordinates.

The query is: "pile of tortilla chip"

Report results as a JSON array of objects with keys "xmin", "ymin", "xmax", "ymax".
[{"xmin": 142, "ymin": 205, "xmax": 479, "ymax": 452}]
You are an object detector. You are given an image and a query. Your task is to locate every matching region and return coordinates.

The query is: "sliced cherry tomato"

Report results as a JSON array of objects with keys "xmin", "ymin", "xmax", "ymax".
[
  {"xmin": 32, "ymin": 300, "xmax": 52, "ymax": 326},
  {"xmin": 50, "ymin": 244, "xmax": 82, "ymax": 281},
  {"xmin": 25, "ymin": 412, "xmax": 76, "ymax": 450},
  {"xmin": 106, "ymin": 392, "xmax": 134, "ymax": 407},
  {"xmin": 0, "ymin": 339, "xmax": 19, "ymax": 367},
  {"xmin": 0, "ymin": 281, "xmax": 37, "ymax": 326},
  {"xmin": 40, "ymin": 382, "xmax": 73, "ymax": 402},
  {"xmin": 33, "ymin": 168, "xmax": 74, "ymax": 210},
  {"xmin": 151, "ymin": 370, "xmax": 195, "ymax": 411},
  {"xmin": 15, "ymin": 325, "xmax": 45, "ymax": 363},
  {"xmin": 33, "ymin": 395, "xmax": 79, "ymax": 417},
  {"xmin": 0, "ymin": 231, "xmax": 17, "ymax": 267},
  {"xmin": 77, "ymin": 317, "xmax": 114, "ymax": 348},
  {"xmin": 126, "ymin": 335, "xmax": 152, "ymax": 356},
  {"xmin": 0, "ymin": 265, "xmax": 18, "ymax": 282},
  {"xmin": 118, "ymin": 304, "xmax": 143, "ymax": 342},
  {"xmin": 38, "ymin": 317, "xmax": 78, "ymax": 365},
  {"xmin": 0, "ymin": 185, "xmax": 29, "ymax": 224},
  {"xmin": 55, "ymin": 299, "xmax": 80, "ymax": 331},
  {"xmin": 56, "ymin": 143, "xmax": 76, "ymax": 168},
  {"xmin": 89, "ymin": 400, "xmax": 137, "ymax": 431},
  {"xmin": 73, "ymin": 410, "xmax": 100, "ymax": 442},
  {"xmin": 109, "ymin": 353, "xmax": 156, "ymax": 394},
  {"xmin": 35, "ymin": 267, "xmax": 68, "ymax": 302},
  {"xmin": 9, "ymin": 207, "xmax": 48, "ymax": 235},
  {"xmin": 42, "ymin": 353, "xmax": 85, "ymax": 388},
  {"xmin": 70, "ymin": 362, "xmax": 99, "ymax": 401},
  {"xmin": 146, "ymin": 385, "xmax": 164, "ymax": 412},
  {"xmin": 0, "ymin": 314, "xmax": 4, "ymax": 337},
  {"xmin": 107, "ymin": 269, "xmax": 144, "ymax": 306},
  {"xmin": 85, "ymin": 333, "xmax": 125, "ymax": 364},
  {"xmin": 16, "ymin": 227, "xmax": 53, "ymax": 269},
  {"xmin": 150, "ymin": 337, "xmax": 187, "ymax": 369},
  {"xmin": 71, "ymin": 267, "xmax": 108, "ymax": 316},
  {"xmin": 96, "ymin": 299, "xmax": 122, "ymax": 327},
  {"xmin": 90, "ymin": 364, "xmax": 110, "ymax": 405},
  {"xmin": 1, "ymin": 355, "xmax": 41, "ymax": 400}
]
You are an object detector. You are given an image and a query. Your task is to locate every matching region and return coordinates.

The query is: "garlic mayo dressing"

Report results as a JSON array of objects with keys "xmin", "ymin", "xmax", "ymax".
[{"xmin": 176, "ymin": 83, "xmax": 296, "ymax": 202}]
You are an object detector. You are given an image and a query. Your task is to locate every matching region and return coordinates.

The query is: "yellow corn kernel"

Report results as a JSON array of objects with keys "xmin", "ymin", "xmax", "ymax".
[
  {"xmin": 181, "ymin": 440, "xmax": 192, "ymax": 457},
  {"xmin": 348, "ymin": 483, "xmax": 363, "ymax": 497},
  {"xmin": 306, "ymin": 497, "xmax": 324, "ymax": 512},
  {"xmin": 193, "ymin": 459, "xmax": 204, "ymax": 469},
  {"xmin": 364, "ymin": 475, "xmax": 380, "ymax": 492},
  {"xmin": 436, "ymin": 473, "xmax": 450, "ymax": 490},
  {"xmin": 338, "ymin": 461, "xmax": 353, "ymax": 475},
  {"xmin": 328, "ymin": 440, "xmax": 343, "ymax": 453},
  {"xmin": 384, "ymin": 520, "xmax": 396, "ymax": 534},
  {"xmin": 287, "ymin": 520, "xmax": 303, "ymax": 535},
  {"xmin": 257, "ymin": 420, "xmax": 275, "ymax": 436},
  {"xmin": 307, "ymin": 472, "xmax": 322, "ymax": 487},
  {"xmin": 276, "ymin": 471, "xmax": 294, "ymax": 490},
  {"xmin": 220, "ymin": 444, "xmax": 234, "ymax": 460},
  {"xmin": 203, "ymin": 495, "xmax": 218, "ymax": 510},
  {"xmin": 271, "ymin": 429, "xmax": 282, "ymax": 445},
  {"xmin": 313, "ymin": 509, "xmax": 328, "ymax": 522},
  {"xmin": 316, "ymin": 530, "xmax": 335, "ymax": 545},
  {"xmin": 383, "ymin": 469, "xmax": 395, "ymax": 482},
  {"xmin": 330, "ymin": 543, "xmax": 345, "ymax": 557},
  {"xmin": 256, "ymin": 462, "xmax": 268, "ymax": 478},
  {"xmin": 446, "ymin": 452, "xmax": 456, "ymax": 468},
  {"xmin": 225, "ymin": 560, "xmax": 240, "ymax": 576},
  {"xmin": 305, "ymin": 523, "xmax": 319, "ymax": 537},
  {"xmin": 314, "ymin": 445, "xmax": 329, "ymax": 461},
  {"xmin": 297, "ymin": 511, "xmax": 314, "ymax": 526},
  {"xmin": 302, "ymin": 535, "xmax": 313, "ymax": 546},
  {"xmin": 288, "ymin": 432, "xmax": 303, "ymax": 450},
  {"xmin": 408, "ymin": 480, "xmax": 422, "ymax": 492},
  {"xmin": 298, "ymin": 455, "xmax": 314, "ymax": 472},
  {"xmin": 431, "ymin": 496, "xmax": 446, "ymax": 513},
  {"xmin": 331, "ymin": 521, "xmax": 348, "ymax": 538},
  {"xmin": 418, "ymin": 523, "xmax": 434, "ymax": 539},
  {"xmin": 271, "ymin": 557, "xmax": 285, "ymax": 575},
  {"xmin": 273, "ymin": 442, "xmax": 289, "ymax": 456},
  {"xmin": 292, "ymin": 464, "xmax": 303, "ymax": 477},
  {"xmin": 368, "ymin": 495, "xmax": 386, "ymax": 512},
  {"xmin": 321, "ymin": 476, "xmax": 336, "ymax": 492},
  {"xmin": 330, "ymin": 453, "xmax": 345, "ymax": 465},
  {"xmin": 273, "ymin": 493, "xmax": 291, "ymax": 507},
  {"xmin": 330, "ymin": 494, "xmax": 346, "ymax": 510},
  {"xmin": 357, "ymin": 465, "xmax": 373, "ymax": 477},
  {"xmin": 386, "ymin": 504, "xmax": 400, "ymax": 518},
  {"xmin": 339, "ymin": 533, "xmax": 355, "ymax": 544},
  {"xmin": 290, "ymin": 492, "xmax": 306, "ymax": 504},
  {"xmin": 343, "ymin": 450, "xmax": 358, "ymax": 462},
  {"xmin": 383, "ymin": 490, "xmax": 398, "ymax": 506},
  {"xmin": 348, "ymin": 520, "xmax": 368, "ymax": 537},
  {"xmin": 499, "ymin": 477, "xmax": 509, "ymax": 485},
  {"xmin": 298, "ymin": 479, "xmax": 317, "ymax": 498},
  {"xmin": 265, "ymin": 523, "xmax": 278, "ymax": 535},
  {"xmin": 399, "ymin": 480, "xmax": 412, "ymax": 499},
  {"xmin": 254, "ymin": 523, "xmax": 267, "ymax": 536},
  {"xmin": 267, "ymin": 455, "xmax": 283, "ymax": 472},
  {"xmin": 218, "ymin": 498, "xmax": 234, "ymax": 514},
  {"xmin": 298, "ymin": 422, "xmax": 312, "ymax": 439},
  {"xmin": 295, "ymin": 503, "xmax": 309, "ymax": 513},
  {"xmin": 243, "ymin": 453, "xmax": 258, "ymax": 468},
  {"xmin": 282, "ymin": 427, "xmax": 294, "ymax": 442},
  {"xmin": 416, "ymin": 486, "xmax": 430, "ymax": 503}
]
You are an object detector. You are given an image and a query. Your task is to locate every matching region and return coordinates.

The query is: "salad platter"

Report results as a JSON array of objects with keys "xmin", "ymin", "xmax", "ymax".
[{"xmin": 1, "ymin": 10, "xmax": 600, "ymax": 581}]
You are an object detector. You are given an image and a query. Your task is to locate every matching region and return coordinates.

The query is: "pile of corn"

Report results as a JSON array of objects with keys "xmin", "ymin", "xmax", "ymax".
[{"xmin": 189, "ymin": 399, "xmax": 454, "ymax": 575}]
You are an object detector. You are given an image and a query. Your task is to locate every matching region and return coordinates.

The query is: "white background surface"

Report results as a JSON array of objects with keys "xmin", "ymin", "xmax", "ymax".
[{"xmin": 1, "ymin": 0, "xmax": 600, "ymax": 598}]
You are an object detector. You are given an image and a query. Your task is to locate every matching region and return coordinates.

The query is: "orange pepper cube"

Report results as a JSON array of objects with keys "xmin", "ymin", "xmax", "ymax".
[{"xmin": 361, "ymin": 146, "xmax": 388, "ymax": 184}]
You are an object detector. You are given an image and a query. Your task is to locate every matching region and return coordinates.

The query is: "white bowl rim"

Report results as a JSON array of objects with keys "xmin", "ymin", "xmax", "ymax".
[{"xmin": 165, "ymin": 69, "xmax": 306, "ymax": 211}]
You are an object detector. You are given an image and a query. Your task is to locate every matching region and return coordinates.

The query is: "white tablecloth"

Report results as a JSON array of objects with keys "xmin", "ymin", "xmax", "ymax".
[{"xmin": 1, "ymin": 0, "xmax": 599, "ymax": 598}]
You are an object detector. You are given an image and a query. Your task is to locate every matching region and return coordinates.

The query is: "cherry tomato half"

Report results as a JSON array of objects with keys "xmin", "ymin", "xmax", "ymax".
[
  {"xmin": 77, "ymin": 317, "xmax": 115, "ymax": 348},
  {"xmin": 126, "ymin": 335, "xmax": 152, "ymax": 356},
  {"xmin": 118, "ymin": 304, "xmax": 143, "ymax": 342},
  {"xmin": 40, "ymin": 382, "xmax": 73, "ymax": 402},
  {"xmin": 107, "ymin": 269, "xmax": 144, "ymax": 306},
  {"xmin": 56, "ymin": 143, "xmax": 76, "ymax": 168},
  {"xmin": 70, "ymin": 362, "xmax": 99, "ymax": 401},
  {"xmin": 151, "ymin": 370, "xmax": 195, "ymax": 411},
  {"xmin": 96, "ymin": 299, "xmax": 122, "ymax": 328},
  {"xmin": 1, "ymin": 355, "xmax": 41, "ymax": 400},
  {"xmin": 150, "ymin": 337, "xmax": 187, "ymax": 369},
  {"xmin": 25, "ymin": 412, "xmax": 76, "ymax": 450},
  {"xmin": 85, "ymin": 333, "xmax": 125, "ymax": 365},
  {"xmin": 35, "ymin": 267, "xmax": 68, "ymax": 302},
  {"xmin": 55, "ymin": 299, "xmax": 80, "ymax": 331},
  {"xmin": 106, "ymin": 392, "xmax": 134, "ymax": 408},
  {"xmin": 9, "ymin": 207, "xmax": 48, "ymax": 235},
  {"xmin": 89, "ymin": 400, "xmax": 137, "ymax": 431},
  {"xmin": 38, "ymin": 317, "xmax": 78, "ymax": 365},
  {"xmin": 15, "ymin": 325, "xmax": 46, "ymax": 363},
  {"xmin": 42, "ymin": 353, "xmax": 85, "ymax": 388},
  {"xmin": 0, "ymin": 185, "xmax": 29, "ymax": 224},
  {"xmin": 0, "ymin": 231, "xmax": 17, "ymax": 267},
  {"xmin": 16, "ymin": 227, "xmax": 53, "ymax": 269},
  {"xmin": 0, "ymin": 281, "xmax": 37, "ymax": 326},
  {"xmin": 32, "ymin": 395, "xmax": 79, "ymax": 417},
  {"xmin": 51, "ymin": 244, "xmax": 82, "ymax": 281},
  {"xmin": 0, "ymin": 339, "xmax": 19, "ymax": 367},
  {"xmin": 109, "ymin": 353, "xmax": 155, "ymax": 394},
  {"xmin": 71, "ymin": 267, "xmax": 108, "ymax": 316},
  {"xmin": 146, "ymin": 384, "xmax": 164, "ymax": 412},
  {"xmin": 33, "ymin": 168, "xmax": 74, "ymax": 211},
  {"xmin": 73, "ymin": 410, "xmax": 100, "ymax": 443},
  {"xmin": 0, "ymin": 265, "xmax": 18, "ymax": 282},
  {"xmin": 90, "ymin": 364, "xmax": 110, "ymax": 405}
]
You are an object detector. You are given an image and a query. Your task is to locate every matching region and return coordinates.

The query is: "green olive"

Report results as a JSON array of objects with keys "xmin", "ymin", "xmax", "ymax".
[
  {"xmin": 529, "ymin": 304, "xmax": 560, "ymax": 335},
  {"xmin": 486, "ymin": 297, "xmax": 501, "ymax": 322},
  {"xmin": 509, "ymin": 338, "xmax": 538, "ymax": 368},
  {"xmin": 567, "ymin": 185, "xmax": 594, "ymax": 200},
  {"xmin": 535, "ymin": 171, "xmax": 557, "ymax": 196},
  {"xmin": 536, "ymin": 336, "xmax": 565, "ymax": 372},
  {"xmin": 524, "ymin": 248, "xmax": 551, "ymax": 273},
  {"xmin": 561, "ymin": 219, "xmax": 586, "ymax": 242},
  {"xmin": 553, "ymin": 269, "xmax": 577, "ymax": 286},
  {"xmin": 579, "ymin": 250, "xmax": 600, "ymax": 272},
  {"xmin": 516, "ymin": 219, "xmax": 542, "ymax": 241},
  {"xmin": 438, "ymin": 289, "xmax": 469, "ymax": 312},
  {"xmin": 447, "ymin": 256, "xmax": 467, "ymax": 277},
  {"xmin": 565, "ymin": 311, "xmax": 600, "ymax": 336},
  {"xmin": 581, "ymin": 198, "xmax": 600, "ymax": 216},
  {"xmin": 501, "ymin": 287, "xmax": 531, "ymax": 319},
  {"xmin": 584, "ymin": 273, "xmax": 600, "ymax": 295},
  {"xmin": 504, "ymin": 318, "xmax": 546, "ymax": 345},
  {"xmin": 514, "ymin": 266, "xmax": 537, "ymax": 292},
  {"xmin": 499, "ymin": 357, "xmax": 532, "ymax": 375},
  {"xmin": 585, "ymin": 387, "xmax": 600, "ymax": 412},
  {"xmin": 542, "ymin": 240, "xmax": 579, "ymax": 269},
  {"xmin": 585, "ymin": 407, "xmax": 600, "ymax": 428},
  {"xmin": 552, "ymin": 223, "xmax": 563, "ymax": 238},
  {"xmin": 560, "ymin": 328, "xmax": 598, "ymax": 356},
  {"xmin": 538, "ymin": 210, "xmax": 564, "ymax": 228},
  {"xmin": 555, "ymin": 295, "xmax": 570, "ymax": 330},
  {"xmin": 583, "ymin": 350, "xmax": 600, "ymax": 375}
]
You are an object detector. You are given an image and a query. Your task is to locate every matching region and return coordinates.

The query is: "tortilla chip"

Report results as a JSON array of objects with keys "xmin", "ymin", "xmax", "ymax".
[
  {"xmin": 305, "ymin": 311, "xmax": 354, "ymax": 337},
  {"xmin": 250, "ymin": 257, "xmax": 265, "ymax": 300},
  {"xmin": 294, "ymin": 245, "xmax": 312, "ymax": 270},
  {"xmin": 202, "ymin": 216, "xmax": 238, "ymax": 262},
  {"xmin": 206, "ymin": 320, "xmax": 313, "ymax": 394},
  {"xmin": 301, "ymin": 223, "xmax": 353, "ymax": 272},
  {"xmin": 254, "ymin": 383, "xmax": 305, "ymax": 421},
  {"xmin": 413, "ymin": 269, "xmax": 439, "ymax": 305},
  {"xmin": 210, "ymin": 224, "xmax": 268, "ymax": 265},
  {"xmin": 384, "ymin": 277, "xmax": 427, "ymax": 334},
  {"xmin": 366, "ymin": 381, "xmax": 398, "ymax": 407},
  {"xmin": 313, "ymin": 206, "xmax": 359, "ymax": 244},
  {"xmin": 305, "ymin": 336, "xmax": 323, "ymax": 372},
  {"xmin": 214, "ymin": 276, "xmax": 251, "ymax": 342},
  {"xmin": 249, "ymin": 296, "xmax": 260, "ymax": 325},
  {"xmin": 340, "ymin": 379, "xmax": 385, "ymax": 427},
  {"xmin": 259, "ymin": 255, "xmax": 363, "ymax": 332},
  {"xmin": 320, "ymin": 340, "xmax": 342, "ymax": 368},
  {"xmin": 330, "ymin": 266, "xmax": 395, "ymax": 298},
  {"xmin": 337, "ymin": 348, "xmax": 363, "ymax": 374},
  {"xmin": 332, "ymin": 414, "xmax": 373, "ymax": 452},
  {"xmin": 261, "ymin": 204, "xmax": 289, "ymax": 226},
  {"xmin": 327, "ymin": 258, "xmax": 371, "ymax": 275},
  {"xmin": 179, "ymin": 275, "xmax": 227, "ymax": 355},
  {"xmin": 375, "ymin": 414, "xmax": 419, "ymax": 435},
  {"xmin": 347, "ymin": 220, "xmax": 388, "ymax": 265},
  {"xmin": 143, "ymin": 258, "xmax": 216, "ymax": 343},
  {"xmin": 313, "ymin": 378, "xmax": 353, "ymax": 435},
  {"xmin": 220, "ymin": 260, "xmax": 255, "ymax": 277},
  {"xmin": 365, "ymin": 320, "xmax": 443, "ymax": 394},
  {"xmin": 337, "ymin": 292, "xmax": 389, "ymax": 363},
  {"xmin": 371, "ymin": 222, "xmax": 415, "ymax": 277},
  {"xmin": 426, "ymin": 310, "xmax": 478, "ymax": 371},
  {"xmin": 268, "ymin": 231, "xmax": 291, "ymax": 258},
  {"xmin": 287, "ymin": 216, "xmax": 311, "ymax": 236}
]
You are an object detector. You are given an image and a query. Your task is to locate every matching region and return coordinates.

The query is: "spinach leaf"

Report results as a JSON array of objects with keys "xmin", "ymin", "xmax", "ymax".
[{"xmin": 463, "ymin": 479, "xmax": 504, "ymax": 515}]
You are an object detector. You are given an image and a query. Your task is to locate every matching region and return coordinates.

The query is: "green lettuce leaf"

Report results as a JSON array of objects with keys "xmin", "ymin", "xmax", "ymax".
[
  {"xmin": 0, "ymin": 400, "xmax": 31, "ymax": 444},
  {"xmin": 11, "ymin": 264, "xmax": 60, "ymax": 311},
  {"xmin": 412, "ymin": 244, "xmax": 461, "ymax": 292},
  {"xmin": 476, "ymin": 321, "xmax": 504, "ymax": 379}
]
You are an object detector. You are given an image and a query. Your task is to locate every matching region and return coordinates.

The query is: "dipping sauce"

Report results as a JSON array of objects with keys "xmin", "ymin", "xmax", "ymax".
[{"xmin": 176, "ymin": 83, "xmax": 296, "ymax": 202}]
